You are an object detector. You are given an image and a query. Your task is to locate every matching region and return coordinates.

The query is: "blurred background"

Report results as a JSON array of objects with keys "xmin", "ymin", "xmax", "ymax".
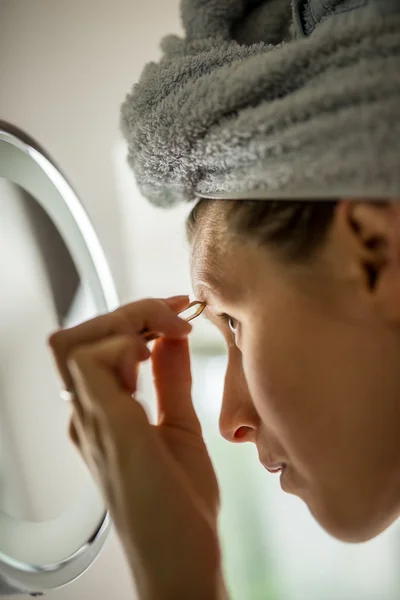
[{"xmin": 1, "ymin": 1, "xmax": 399, "ymax": 599}]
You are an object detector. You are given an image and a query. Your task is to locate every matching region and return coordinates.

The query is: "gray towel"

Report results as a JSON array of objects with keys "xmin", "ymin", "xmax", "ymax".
[{"xmin": 120, "ymin": 0, "xmax": 400, "ymax": 208}]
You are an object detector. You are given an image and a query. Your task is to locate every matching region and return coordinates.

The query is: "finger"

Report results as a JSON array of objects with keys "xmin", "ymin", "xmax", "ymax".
[
  {"xmin": 66, "ymin": 343, "xmax": 143, "ymax": 442},
  {"xmin": 48, "ymin": 296, "xmax": 190, "ymax": 392},
  {"xmin": 68, "ymin": 412, "xmax": 105, "ymax": 488},
  {"xmin": 66, "ymin": 339, "xmax": 146, "ymax": 442},
  {"xmin": 151, "ymin": 337, "xmax": 202, "ymax": 435},
  {"xmin": 66, "ymin": 334, "xmax": 151, "ymax": 438},
  {"xmin": 69, "ymin": 416, "xmax": 80, "ymax": 447},
  {"xmin": 70, "ymin": 389, "xmax": 86, "ymax": 427},
  {"xmin": 59, "ymin": 330, "xmax": 149, "ymax": 398},
  {"xmin": 68, "ymin": 412, "xmax": 91, "ymax": 465}
]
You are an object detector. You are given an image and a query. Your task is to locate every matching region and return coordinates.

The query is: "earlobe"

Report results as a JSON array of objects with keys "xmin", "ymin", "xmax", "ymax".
[{"xmin": 341, "ymin": 200, "xmax": 400, "ymax": 322}]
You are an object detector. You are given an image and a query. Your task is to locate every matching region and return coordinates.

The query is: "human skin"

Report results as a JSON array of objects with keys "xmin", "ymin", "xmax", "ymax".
[
  {"xmin": 47, "ymin": 199, "xmax": 400, "ymax": 600},
  {"xmin": 190, "ymin": 199, "xmax": 400, "ymax": 543},
  {"xmin": 48, "ymin": 296, "xmax": 228, "ymax": 600}
]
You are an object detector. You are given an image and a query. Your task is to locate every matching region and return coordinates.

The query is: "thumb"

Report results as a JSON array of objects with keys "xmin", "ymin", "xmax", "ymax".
[{"xmin": 151, "ymin": 336, "xmax": 202, "ymax": 435}]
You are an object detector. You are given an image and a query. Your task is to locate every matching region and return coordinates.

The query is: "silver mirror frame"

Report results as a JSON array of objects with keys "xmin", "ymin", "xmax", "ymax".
[{"xmin": 0, "ymin": 120, "xmax": 118, "ymax": 596}]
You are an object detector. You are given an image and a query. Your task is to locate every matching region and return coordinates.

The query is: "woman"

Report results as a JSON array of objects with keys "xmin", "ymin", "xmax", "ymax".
[{"xmin": 48, "ymin": 1, "xmax": 400, "ymax": 598}]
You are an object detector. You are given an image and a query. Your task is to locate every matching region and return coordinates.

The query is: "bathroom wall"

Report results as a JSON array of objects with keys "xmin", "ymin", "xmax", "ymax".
[{"xmin": 0, "ymin": 0, "xmax": 184, "ymax": 304}]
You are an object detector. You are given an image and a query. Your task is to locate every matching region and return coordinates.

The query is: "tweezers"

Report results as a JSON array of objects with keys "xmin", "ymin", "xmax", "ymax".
[{"xmin": 139, "ymin": 300, "xmax": 206, "ymax": 342}]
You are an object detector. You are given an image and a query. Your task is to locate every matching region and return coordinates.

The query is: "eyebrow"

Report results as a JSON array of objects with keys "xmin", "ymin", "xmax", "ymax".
[
  {"xmin": 194, "ymin": 278, "xmax": 225, "ymax": 305},
  {"xmin": 193, "ymin": 281, "xmax": 232, "ymax": 325},
  {"xmin": 194, "ymin": 282, "xmax": 212, "ymax": 304}
]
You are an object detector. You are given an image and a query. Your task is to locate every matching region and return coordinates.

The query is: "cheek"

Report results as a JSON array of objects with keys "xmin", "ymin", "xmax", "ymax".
[
  {"xmin": 241, "ymin": 314, "xmax": 320, "ymax": 445},
  {"xmin": 241, "ymin": 309, "xmax": 400, "ymax": 542},
  {"xmin": 240, "ymin": 307, "xmax": 351, "ymax": 486}
]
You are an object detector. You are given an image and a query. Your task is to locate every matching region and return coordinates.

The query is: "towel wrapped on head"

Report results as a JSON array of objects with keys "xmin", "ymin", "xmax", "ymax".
[{"xmin": 120, "ymin": 0, "xmax": 400, "ymax": 208}]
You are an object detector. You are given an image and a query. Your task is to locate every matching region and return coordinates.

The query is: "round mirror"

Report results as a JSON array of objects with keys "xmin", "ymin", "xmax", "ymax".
[{"xmin": 0, "ymin": 121, "xmax": 118, "ymax": 595}]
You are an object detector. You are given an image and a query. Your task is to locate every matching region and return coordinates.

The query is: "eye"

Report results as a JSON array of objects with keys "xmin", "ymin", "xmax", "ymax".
[
  {"xmin": 228, "ymin": 316, "xmax": 238, "ymax": 334},
  {"xmin": 219, "ymin": 313, "xmax": 238, "ymax": 334}
]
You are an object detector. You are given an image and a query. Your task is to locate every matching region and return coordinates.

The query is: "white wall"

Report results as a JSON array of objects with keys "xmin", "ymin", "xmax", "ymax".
[{"xmin": 0, "ymin": 0, "xmax": 183, "ymax": 303}]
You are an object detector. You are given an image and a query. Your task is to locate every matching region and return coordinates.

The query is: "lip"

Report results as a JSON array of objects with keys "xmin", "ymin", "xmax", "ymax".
[
  {"xmin": 263, "ymin": 463, "xmax": 286, "ymax": 474},
  {"xmin": 261, "ymin": 459, "xmax": 293, "ymax": 492}
]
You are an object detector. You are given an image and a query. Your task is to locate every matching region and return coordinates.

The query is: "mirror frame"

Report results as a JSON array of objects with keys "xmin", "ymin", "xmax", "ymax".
[{"xmin": 0, "ymin": 120, "xmax": 118, "ymax": 596}]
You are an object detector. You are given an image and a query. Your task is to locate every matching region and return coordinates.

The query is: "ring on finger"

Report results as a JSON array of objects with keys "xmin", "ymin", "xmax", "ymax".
[{"xmin": 60, "ymin": 387, "xmax": 76, "ymax": 402}]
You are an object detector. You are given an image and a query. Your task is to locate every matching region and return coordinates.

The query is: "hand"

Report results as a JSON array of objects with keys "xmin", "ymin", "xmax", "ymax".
[{"xmin": 47, "ymin": 296, "xmax": 226, "ymax": 600}]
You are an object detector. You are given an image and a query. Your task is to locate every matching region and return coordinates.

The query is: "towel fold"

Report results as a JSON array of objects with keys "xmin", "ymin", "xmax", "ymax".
[{"xmin": 120, "ymin": 0, "xmax": 400, "ymax": 208}]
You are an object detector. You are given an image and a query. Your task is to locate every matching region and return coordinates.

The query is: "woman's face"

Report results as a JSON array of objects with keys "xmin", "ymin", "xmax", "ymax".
[{"xmin": 190, "ymin": 201, "xmax": 400, "ymax": 543}]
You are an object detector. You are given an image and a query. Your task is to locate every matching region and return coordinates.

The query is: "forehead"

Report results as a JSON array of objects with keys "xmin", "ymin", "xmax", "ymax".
[{"xmin": 189, "ymin": 212, "xmax": 248, "ymax": 304}]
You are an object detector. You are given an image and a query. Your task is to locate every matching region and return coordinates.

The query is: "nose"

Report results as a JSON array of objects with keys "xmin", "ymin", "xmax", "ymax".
[{"xmin": 218, "ymin": 349, "xmax": 259, "ymax": 444}]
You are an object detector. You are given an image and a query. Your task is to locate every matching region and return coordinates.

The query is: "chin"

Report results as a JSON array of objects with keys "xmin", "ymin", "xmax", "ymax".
[
  {"xmin": 307, "ymin": 497, "xmax": 399, "ymax": 544},
  {"xmin": 321, "ymin": 522, "xmax": 386, "ymax": 544}
]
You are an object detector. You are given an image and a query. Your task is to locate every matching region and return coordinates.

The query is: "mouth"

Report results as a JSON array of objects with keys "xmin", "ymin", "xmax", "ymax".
[{"xmin": 263, "ymin": 463, "xmax": 287, "ymax": 475}]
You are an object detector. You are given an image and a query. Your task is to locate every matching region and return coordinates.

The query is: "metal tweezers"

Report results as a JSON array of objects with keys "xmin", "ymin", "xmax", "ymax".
[{"xmin": 139, "ymin": 300, "xmax": 206, "ymax": 342}]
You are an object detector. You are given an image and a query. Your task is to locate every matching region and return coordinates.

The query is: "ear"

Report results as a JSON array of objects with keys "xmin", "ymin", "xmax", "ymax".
[{"xmin": 338, "ymin": 200, "xmax": 400, "ymax": 322}]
